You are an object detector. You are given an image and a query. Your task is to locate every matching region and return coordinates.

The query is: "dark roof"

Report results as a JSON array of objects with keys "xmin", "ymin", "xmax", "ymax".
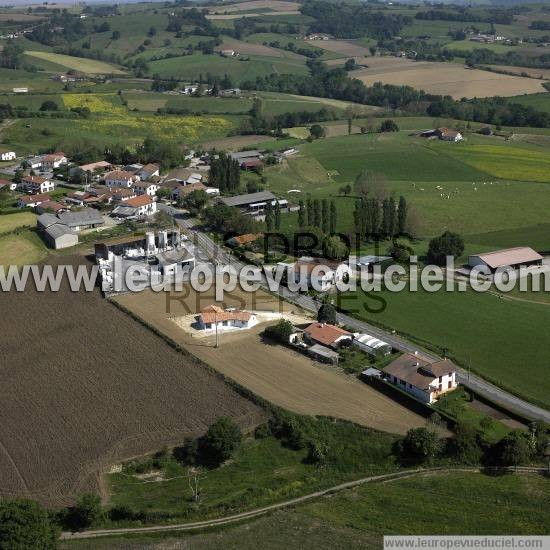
[
  {"xmin": 45, "ymin": 224, "xmax": 77, "ymax": 240},
  {"xmin": 58, "ymin": 209, "xmax": 104, "ymax": 228},
  {"xmin": 37, "ymin": 213, "xmax": 59, "ymax": 229},
  {"xmin": 220, "ymin": 191, "xmax": 276, "ymax": 208},
  {"xmin": 384, "ymin": 354, "xmax": 456, "ymax": 391}
]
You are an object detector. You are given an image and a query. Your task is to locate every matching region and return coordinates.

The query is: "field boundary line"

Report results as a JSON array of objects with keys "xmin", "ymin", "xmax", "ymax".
[{"xmin": 60, "ymin": 467, "xmax": 547, "ymax": 540}]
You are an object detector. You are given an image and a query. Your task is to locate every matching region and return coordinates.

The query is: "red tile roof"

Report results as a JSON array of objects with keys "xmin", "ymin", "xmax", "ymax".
[
  {"xmin": 125, "ymin": 194, "xmax": 153, "ymax": 207},
  {"xmin": 105, "ymin": 170, "xmax": 137, "ymax": 181},
  {"xmin": 304, "ymin": 323, "xmax": 352, "ymax": 347},
  {"xmin": 22, "ymin": 175, "xmax": 48, "ymax": 184},
  {"xmin": 19, "ymin": 193, "xmax": 52, "ymax": 205},
  {"xmin": 200, "ymin": 304, "xmax": 252, "ymax": 324}
]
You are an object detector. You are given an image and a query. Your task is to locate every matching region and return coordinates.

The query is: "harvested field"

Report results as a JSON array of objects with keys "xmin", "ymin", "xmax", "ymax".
[
  {"xmin": 0, "ymin": 257, "xmax": 263, "ymax": 507},
  {"xmin": 484, "ymin": 65, "xmax": 550, "ymax": 80},
  {"xmin": 23, "ymin": 51, "xmax": 127, "ymax": 75},
  {"xmin": 307, "ymin": 39, "xmax": 371, "ymax": 58},
  {"xmin": 114, "ymin": 285, "xmax": 428, "ymax": 435},
  {"xmin": 199, "ymin": 134, "xmax": 275, "ymax": 149},
  {"xmin": 207, "ymin": 11, "xmax": 300, "ymax": 19},
  {"xmin": 349, "ymin": 58, "xmax": 546, "ymax": 99},
  {"xmin": 208, "ymin": 1, "xmax": 300, "ymax": 13}
]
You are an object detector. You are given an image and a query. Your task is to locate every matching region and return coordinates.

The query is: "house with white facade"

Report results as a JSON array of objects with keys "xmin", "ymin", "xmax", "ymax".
[
  {"xmin": 133, "ymin": 181, "xmax": 159, "ymax": 197},
  {"xmin": 0, "ymin": 148, "xmax": 16, "ymax": 161},
  {"xmin": 198, "ymin": 304, "xmax": 258, "ymax": 332},
  {"xmin": 111, "ymin": 194, "xmax": 157, "ymax": 218},
  {"xmin": 104, "ymin": 170, "xmax": 140, "ymax": 188},
  {"xmin": 18, "ymin": 193, "xmax": 52, "ymax": 208},
  {"xmin": 19, "ymin": 175, "xmax": 55, "ymax": 194},
  {"xmin": 0, "ymin": 178, "xmax": 17, "ymax": 191},
  {"xmin": 290, "ymin": 257, "xmax": 352, "ymax": 292},
  {"xmin": 137, "ymin": 163, "xmax": 160, "ymax": 180},
  {"xmin": 41, "ymin": 152, "xmax": 68, "ymax": 171},
  {"xmin": 383, "ymin": 354, "xmax": 458, "ymax": 404}
]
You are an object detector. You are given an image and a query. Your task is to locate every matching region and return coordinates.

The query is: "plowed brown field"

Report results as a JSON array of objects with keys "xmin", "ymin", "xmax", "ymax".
[
  {"xmin": 114, "ymin": 285, "xmax": 427, "ymax": 436},
  {"xmin": 0, "ymin": 258, "xmax": 262, "ymax": 507}
]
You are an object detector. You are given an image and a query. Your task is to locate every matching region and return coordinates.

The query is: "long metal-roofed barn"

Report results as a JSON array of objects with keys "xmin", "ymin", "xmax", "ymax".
[
  {"xmin": 219, "ymin": 191, "xmax": 288, "ymax": 216},
  {"xmin": 468, "ymin": 247, "xmax": 543, "ymax": 272}
]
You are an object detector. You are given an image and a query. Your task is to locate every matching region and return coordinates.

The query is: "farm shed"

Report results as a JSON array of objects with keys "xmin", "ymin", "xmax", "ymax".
[
  {"xmin": 469, "ymin": 247, "xmax": 543, "ymax": 272},
  {"xmin": 307, "ymin": 344, "xmax": 340, "ymax": 365},
  {"xmin": 43, "ymin": 224, "xmax": 78, "ymax": 250},
  {"xmin": 353, "ymin": 333, "xmax": 392, "ymax": 357},
  {"xmin": 304, "ymin": 323, "xmax": 352, "ymax": 349}
]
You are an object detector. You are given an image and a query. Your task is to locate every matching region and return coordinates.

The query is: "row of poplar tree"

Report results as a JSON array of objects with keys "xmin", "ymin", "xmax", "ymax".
[
  {"xmin": 354, "ymin": 195, "xmax": 408, "ymax": 240},
  {"xmin": 296, "ymin": 198, "xmax": 338, "ymax": 233}
]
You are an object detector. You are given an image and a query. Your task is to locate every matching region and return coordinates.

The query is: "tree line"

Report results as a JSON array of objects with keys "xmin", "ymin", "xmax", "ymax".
[{"xmin": 242, "ymin": 58, "xmax": 550, "ymax": 129}]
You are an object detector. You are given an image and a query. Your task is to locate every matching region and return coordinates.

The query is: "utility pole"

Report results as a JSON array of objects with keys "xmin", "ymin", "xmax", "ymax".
[{"xmin": 214, "ymin": 310, "xmax": 220, "ymax": 348}]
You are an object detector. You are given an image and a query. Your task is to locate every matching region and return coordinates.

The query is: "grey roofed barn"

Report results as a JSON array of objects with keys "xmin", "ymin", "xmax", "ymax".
[
  {"xmin": 37, "ymin": 213, "xmax": 60, "ymax": 230},
  {"xmin": 58, "ymin": 209, "xmax": 104, "ymax": 229},
  {"xmin": 220, "ymin": 191, "xmax": 276, "ymax": 208}
]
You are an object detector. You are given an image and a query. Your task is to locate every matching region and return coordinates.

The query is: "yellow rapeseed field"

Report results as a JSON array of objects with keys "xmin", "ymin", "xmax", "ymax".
[
  {"xmin": 446, "ymin": 144, "xmax": 550, "ymax": 183},
  {"xmin": 61, "ymin": 93, "xmax": 234, "ymax": 143}
]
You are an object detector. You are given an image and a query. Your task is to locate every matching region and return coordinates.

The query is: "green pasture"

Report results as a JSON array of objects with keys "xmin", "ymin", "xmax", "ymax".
[{"xmin": 346, "ymin": 285, "xmax": 550, "ymax": 410}]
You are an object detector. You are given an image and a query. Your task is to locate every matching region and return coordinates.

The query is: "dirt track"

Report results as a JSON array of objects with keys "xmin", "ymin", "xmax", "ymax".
[
  {"xmin": 114, "ymin": 285, "xmax": 427, "ymax": 435},
  {"xmin": 0, "ymin": 258, "xmax": 262, "ymax": 506}
]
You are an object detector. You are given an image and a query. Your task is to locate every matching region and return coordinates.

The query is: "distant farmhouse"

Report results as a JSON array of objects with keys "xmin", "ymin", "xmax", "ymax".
[
  {"xmin": 420, "ymin": 128, "xmax": 463, "ymax": 142},
  {"xmin": 19, "ymin": 175, "xmax": 55, "ymax": 195},
  {"xmin": 0, "ymin": 148, "xmax": 16, "ymax": 161}
]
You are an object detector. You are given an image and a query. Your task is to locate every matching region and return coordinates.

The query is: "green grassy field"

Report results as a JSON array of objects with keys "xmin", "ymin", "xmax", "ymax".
[
  {"xmin": 0, "ymin": 231, "xmax": 47, "ymax": 266},
  {"xmin": 24, "ymin": 51, "xmax": 127, "ymax": 75},
  {"xmin": 147, "ymin": 52, "xmax": 308, "ymax": 82},
  {"xmin": 60, "ymin": 472, "xmax": 550, "ymax": 549},
  {"xmin": 508, "ymin": 93, "xmax": 550, "ymax": 114},
  {"xmin": 345, "ymin": 286, "xmax": 550, "ymax": 410},
  {"xmin": 0, "ymin": 212, "xmax": 37, "ymax": 234},
  {"xmin": 105, "ymin": 419, "xmax": 398, "ymax": 527},
  {"xmin": 265, "ymin": 131, "xmax": 550, "ymax": 238}
]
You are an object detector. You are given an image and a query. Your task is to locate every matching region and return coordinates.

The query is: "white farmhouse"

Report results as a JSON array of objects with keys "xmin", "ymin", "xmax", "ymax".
[
  {"xmin": 383, "ymin": 354, "xmax": 458, "ymax": 404},
  {"xmin": 41, "ymin": 152, "xmax": 68, "ymax": 170},
  {"xmin": 104, "ymin": 170, "xmax": 140, "ymax": 188},
  {"xmin": 19, "ymin": 175, "xmax": 55, "ymax": 194},
  {"xmin": 0, "ymin": 148, "xmax": 16, "ymax": 161},
  {"xmin": 133, "ymin": 181, "xmax": 159, "ymax": 197},
  {"xmin": 198, "ymin": 304, "xmax": 258, "ymax": 332}
]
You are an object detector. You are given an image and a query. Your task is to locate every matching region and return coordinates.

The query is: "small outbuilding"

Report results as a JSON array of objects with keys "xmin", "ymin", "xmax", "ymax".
[{"xmin": 307, "ymin": 344, "xmax": 340, "ymax": 365}]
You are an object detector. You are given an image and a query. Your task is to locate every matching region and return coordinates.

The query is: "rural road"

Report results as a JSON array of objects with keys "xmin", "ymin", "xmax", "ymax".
[
  {"xmin": 161, "ymin": 207, "xmax": 550, "ymax": 424},
  {"xmin": 60, "ymin": 466, "xmax": 546, "ymax": 540}
]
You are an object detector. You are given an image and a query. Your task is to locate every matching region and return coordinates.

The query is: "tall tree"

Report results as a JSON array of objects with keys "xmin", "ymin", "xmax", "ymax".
[
  {"xmin": 307, "ymin": 198, "xmax": 313, "ymax": 226},
  {"xmin": 329, "ymin": 200, "xmax": 337, "ymax": 233},
  {"xmin": 298, "ymin": 200, "xmax": 306, "ymax": 228},
  {"xmin": 313, "ymin": 199, "xmax": 321, "ymax": 228},
  {"xmin": 389, "ymin": 196, "xmax": 397, "ymax": 238},
  {"xmin": 321, "ymin": 199, "xmax": 329, "ymax": 233},
  {"xmin": 265, "ymin": 201, "xmax": 274, "ymax": 231},
  {"xmin": 398, "ymin": 195, "xmax": 407, "ymax": 235},
  {"xmin": 274, "ymin": 200, "xmax": 281, "ymax": 230}
]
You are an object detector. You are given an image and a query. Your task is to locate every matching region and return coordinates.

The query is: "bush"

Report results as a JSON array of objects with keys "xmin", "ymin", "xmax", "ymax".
[
  {"xmin": 426, "ymin": 231, "xmax": 464, "ymax": 266},
  {"xmin": 203, "ymin": 417, "xmax": 242, "ymax": 465},
  {"xmin": 0, "ymin": 499, "xmax": 57, "ymax": 549},
  {"xmin": 65, "ymin": 493, "xmax": 104, "ymax": 530},
  {"xmin": 379, "ymin": 119, "xmax": 399, "ymax": 132},
  {"xmin": 400, "ymin": 427, "xmax": 442, "ymax": 464},
  {"xmin": 317, "ymin": 303, "xmax": 336, "ymax": 324},
  {"xmin": 264, "ymin": 319, "xmax": 294, "ymax": 343},
  {"xmin": 39, "ymin": 100, "xmax": 58, "ymax": 112}
]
